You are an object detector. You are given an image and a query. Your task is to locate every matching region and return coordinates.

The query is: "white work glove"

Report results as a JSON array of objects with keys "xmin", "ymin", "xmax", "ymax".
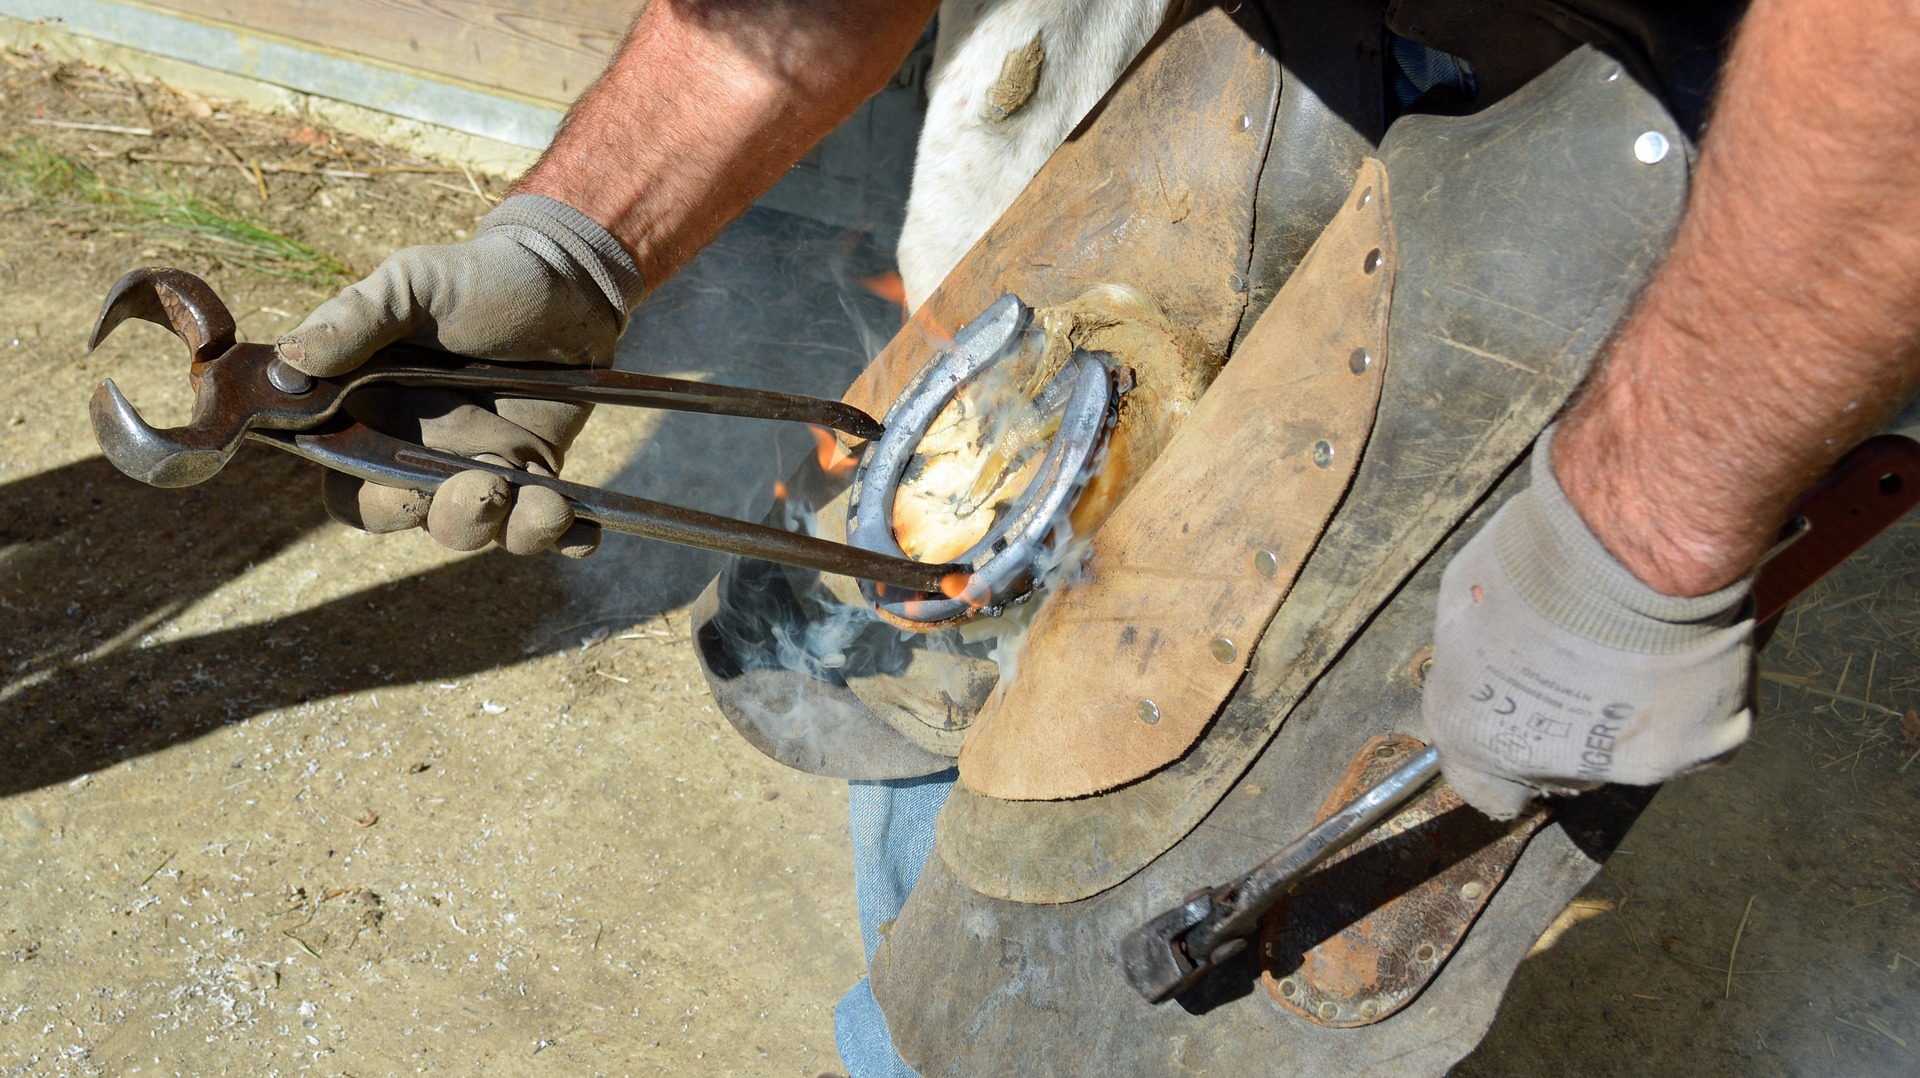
[
  {"xmin": 276, "ymin": 193, "xmax": 646, "ymax": 556},
  {"xmin": 1422, "ymin": 427, "xmax": 1755, "ymax": 819}
]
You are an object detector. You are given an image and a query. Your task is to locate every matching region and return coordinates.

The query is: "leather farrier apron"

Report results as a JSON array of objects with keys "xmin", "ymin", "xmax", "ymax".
[{"xmin": 693, "ymin": 1, "xmax": 1739, "ymax": 1072}]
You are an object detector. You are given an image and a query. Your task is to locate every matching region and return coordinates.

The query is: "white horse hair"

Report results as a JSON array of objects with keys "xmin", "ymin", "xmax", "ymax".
[{"xmin": 897, "ymin": 0, "xmax": 1175, "ymax": 311}]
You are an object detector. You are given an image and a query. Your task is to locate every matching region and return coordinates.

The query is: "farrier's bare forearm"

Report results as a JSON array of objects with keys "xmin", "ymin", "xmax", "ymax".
[
  {"xmin": 513, "ymin": 0, "xmax": 938, "ymax": 286},
  {"xmin": 1554, "ymin": 0, "xmax": 1920, "ymax": 597}
]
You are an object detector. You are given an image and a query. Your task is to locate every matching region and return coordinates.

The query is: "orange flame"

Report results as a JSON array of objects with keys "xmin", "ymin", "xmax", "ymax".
[
  {"xmin": 862, "ymin": 271, "xmax": 908, "ymax": 315},
  {"xmin": 903, "ymin": 301, "xmax": 956, "ymax": 352},
  {"xmin": 808, "ymin": 424, "xmax": 859, "ymax": 477},
  {"xmin": 939, "ymin": 571, "xmax": 990, "ymax": 609}
]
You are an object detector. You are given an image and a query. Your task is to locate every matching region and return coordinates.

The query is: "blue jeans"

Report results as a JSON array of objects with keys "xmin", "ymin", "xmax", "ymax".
[{"xmin": 834, "ymin": 769, "xmax": 956, "ymax": 1078}]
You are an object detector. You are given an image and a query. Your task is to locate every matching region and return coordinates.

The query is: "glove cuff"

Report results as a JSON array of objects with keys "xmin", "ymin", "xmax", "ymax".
[
  {"xmin": 480, "ymin": 194, "xmax": 647, "ymax": 315},
  {"xmin": 1496, "ymin": 425, "xmax": 1751, "ymax": 654}
]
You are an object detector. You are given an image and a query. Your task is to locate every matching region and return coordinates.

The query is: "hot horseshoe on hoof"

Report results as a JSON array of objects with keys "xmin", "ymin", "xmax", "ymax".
[{"xmin": 845, "ymin": 294, "xmax": 1118, "ymax": 631}]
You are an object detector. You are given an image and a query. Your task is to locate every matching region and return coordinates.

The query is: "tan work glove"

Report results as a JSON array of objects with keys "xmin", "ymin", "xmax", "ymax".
[
  {"xmin": 277, "ymin": 194, "xmax": 646, "ymax": 556},
  {"xmin": 1422, "ymin": 428, "xmax": 1755, "ymax": 819}
]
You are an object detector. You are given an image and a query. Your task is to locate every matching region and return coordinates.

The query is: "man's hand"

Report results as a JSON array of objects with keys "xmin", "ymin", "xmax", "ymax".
[
  {"xmin": 1423, "ymin": 431, "xmax": 1754, "ymax": 819},
  {"xmin": 277, "ymin": 194, "xmax": 645, "ymax": 555},
  {"xmin": 1427, "ymin": 0, "xmax": 1920, "ymax": 818},
  {"xmin": 277, "ymin": 0, "xmax": 937, "ymax": 556}
]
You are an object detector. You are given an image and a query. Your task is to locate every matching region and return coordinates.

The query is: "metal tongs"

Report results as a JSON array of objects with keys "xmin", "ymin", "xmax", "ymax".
[{"xmin": 84, "ymin": 267, "xmax": 960, "ymax": 591}]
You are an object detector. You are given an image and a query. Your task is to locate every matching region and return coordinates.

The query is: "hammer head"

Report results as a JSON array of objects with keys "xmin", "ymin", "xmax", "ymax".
[{"xmin": 1115, "ymin": 889, "xmax": 1220, "ymax": 1004}]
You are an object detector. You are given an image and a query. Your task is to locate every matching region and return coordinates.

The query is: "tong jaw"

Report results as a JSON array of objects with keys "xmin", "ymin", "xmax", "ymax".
[
  {"xmin": 88, "ymin": 378, "xmax": 247, "ymax": 487},
  {"xmin": 88, "ymin": 266, "xmax": 236, "ymax": 363},
  {"xmin": 87, "ymin": 267, "xmax": 265, "ymax": 488}
]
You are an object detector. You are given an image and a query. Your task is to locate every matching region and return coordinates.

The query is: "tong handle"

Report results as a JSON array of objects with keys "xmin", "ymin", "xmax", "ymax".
[
  {"xmin": 257, "ymin": 423, "xmax": 956, "ymax": 593},
  {"xmin": 353, "ymin": 346, "xmax": 884, "ymax": 440}
]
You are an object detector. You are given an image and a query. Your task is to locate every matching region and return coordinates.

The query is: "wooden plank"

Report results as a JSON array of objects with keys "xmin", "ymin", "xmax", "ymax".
[
  {"xmin": 144, "ymin": 0, "xmax": 638, "ymax": 105},
  {"xmin": 18, "ymin": 0, "xmax": 569, "ymax": 148}
]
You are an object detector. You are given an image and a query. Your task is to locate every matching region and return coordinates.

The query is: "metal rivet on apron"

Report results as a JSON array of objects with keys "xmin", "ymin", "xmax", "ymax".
[
  {"xmin": 1228, "ymin": 273, "xmax": 1248, "ymax": 293},
  {"xmin": 1312, "ymin": 440, "xmax": 1335, "ymax": 468},
  {"xmin": 1253, "ymin": 548, "xmax": 1279, "ymax": 578},
  {"xmin": 1209, "ymin": 637, "xmax": 1237, "ymax": 664},
  {"xmin": 1136, "ymin": 699, "xmax": 1161, "ymax": 724},
  {"xmin": 1363, "ymin": 248, "xmax": 1382, "ymax": 274},
  {"xmin": 1348, "ymin": 347, "xmax": 1372, "ymax": 374},
  {"xmin": 1409, "ymin": 645, "xmax": 1435, "ymax": 684},
  {"xmin": 1237, "ymin": 114, "xmax": 1252, "ymax": 132},
  {"xmin": 1356, "ymin": 186, "xmax": 1372, "ymax": 209},
  {"xmin": 1633, "ymin": 131, "xmax": 1670, "ymax": 164}
]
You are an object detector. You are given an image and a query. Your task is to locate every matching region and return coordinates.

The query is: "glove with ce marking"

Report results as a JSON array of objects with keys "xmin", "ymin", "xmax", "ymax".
[
  {"xmin": 1422, "ymin": 427, "xmax": 1756, "ymax": 819},
  {"xmin": 277, "ymin": 193, "xmax": 646, "ymax": 556}
]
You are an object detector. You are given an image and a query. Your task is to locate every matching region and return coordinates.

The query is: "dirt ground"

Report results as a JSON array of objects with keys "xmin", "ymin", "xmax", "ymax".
[{"xmin": 2, "ymin": 48, "xmax": 1917, "ymax": 1077}]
